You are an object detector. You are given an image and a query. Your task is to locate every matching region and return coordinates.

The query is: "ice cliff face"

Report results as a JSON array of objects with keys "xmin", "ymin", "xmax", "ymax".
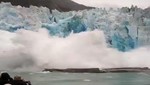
[{"xmin": 0, "ymin": 3, "xmax": 150, "ymax": 51}]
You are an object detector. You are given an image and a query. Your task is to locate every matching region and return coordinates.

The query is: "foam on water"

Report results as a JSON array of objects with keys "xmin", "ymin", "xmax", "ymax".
[{"xmin": 83, "ymin": 79, "xmax": 91, "ymax": 82}]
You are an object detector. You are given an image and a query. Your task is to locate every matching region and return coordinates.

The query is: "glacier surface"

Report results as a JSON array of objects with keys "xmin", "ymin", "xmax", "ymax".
[{"xmin": 0, "ymin": 2, "xmax": 150, "ymax": 51}]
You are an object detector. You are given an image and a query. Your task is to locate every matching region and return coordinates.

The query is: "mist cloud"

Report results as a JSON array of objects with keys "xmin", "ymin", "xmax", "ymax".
[
  {"xmin": 73, "ymin": 0, "xmax": 150, "ymax": 8},
  {"xmin": 0, "ymin": 29, "xmax": 150, "ymax": 72}
]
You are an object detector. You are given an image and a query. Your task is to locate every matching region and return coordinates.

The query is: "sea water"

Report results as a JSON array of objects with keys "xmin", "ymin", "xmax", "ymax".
[{"xmin": 7, "ymin": 72, "xmax": 150, "ymax": 85}]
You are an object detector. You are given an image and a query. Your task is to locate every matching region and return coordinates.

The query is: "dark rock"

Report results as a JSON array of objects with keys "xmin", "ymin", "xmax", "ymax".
[
  {"xmin": 44, "ymin": 68, "xmax": 104, "ymax": 73},
  {"xmin": 0, "ymin": 0, "xmax": 93, "ymax": 12},
  {"xmin": 43, "ymin": 67, "xmax": 150, "ymax": 73}
]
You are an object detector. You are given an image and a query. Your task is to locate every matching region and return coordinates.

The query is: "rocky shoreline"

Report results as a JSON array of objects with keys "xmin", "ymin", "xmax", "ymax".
[{"xmin": 43, "ymin": 67, "xmax": 150, "ymax": 73}]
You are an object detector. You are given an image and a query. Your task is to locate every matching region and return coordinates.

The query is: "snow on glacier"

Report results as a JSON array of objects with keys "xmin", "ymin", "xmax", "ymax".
[{"xmin": 0, "ymin": 2, "xmax": 150, "ymax": 51}]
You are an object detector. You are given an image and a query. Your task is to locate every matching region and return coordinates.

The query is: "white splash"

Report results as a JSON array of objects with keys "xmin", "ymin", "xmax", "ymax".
[{"xmin": 0, "ymin": 29, "xmax": 150, "ymax": 71}]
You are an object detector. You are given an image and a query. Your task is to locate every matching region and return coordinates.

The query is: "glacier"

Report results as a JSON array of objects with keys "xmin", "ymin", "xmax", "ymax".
[{"xmin": 0, "ymin": 2, "xmax": 150, "ymax": 51}]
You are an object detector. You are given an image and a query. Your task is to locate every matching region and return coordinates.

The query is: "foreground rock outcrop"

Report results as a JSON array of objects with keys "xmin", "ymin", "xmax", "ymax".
[
  {"xmin": 43, "ymin": 67, "xmax": 150, "ymax": 73},
  {"xmin": 0, "ymin": 0, "xmax": 93, "ymax": 12}
]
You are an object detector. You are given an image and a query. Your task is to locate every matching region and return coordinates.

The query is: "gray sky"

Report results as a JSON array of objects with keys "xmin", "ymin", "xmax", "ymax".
[{"xmin": 73, "ymin": 0, "xmax": 150, "ymax": 8}]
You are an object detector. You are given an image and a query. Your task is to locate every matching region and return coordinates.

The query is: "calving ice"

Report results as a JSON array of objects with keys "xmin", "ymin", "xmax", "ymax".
[{"xmin": 0, "ymin": 2, "xmax": 150, "ymax": 71}]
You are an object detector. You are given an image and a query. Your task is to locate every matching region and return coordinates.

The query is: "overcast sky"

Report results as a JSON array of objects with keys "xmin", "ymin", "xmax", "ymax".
[{"xmin": 72, "ymin": 0, "xmax": 150, "ymax": 8}]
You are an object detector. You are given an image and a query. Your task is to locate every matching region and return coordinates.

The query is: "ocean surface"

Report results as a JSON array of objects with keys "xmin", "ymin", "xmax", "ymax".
[{"xmin": 6, "ymin": 72, "xmax": 150, "ymax": 85}]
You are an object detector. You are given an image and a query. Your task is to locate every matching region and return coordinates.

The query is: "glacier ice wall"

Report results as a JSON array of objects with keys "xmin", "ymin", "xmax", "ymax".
[
  {"xmin": 0, "ymin": 3, "xmax": 150, "ymax": 52},
  {"xmin": 0, "ymin": 3, "xmax": 150, "ymax": 71}
]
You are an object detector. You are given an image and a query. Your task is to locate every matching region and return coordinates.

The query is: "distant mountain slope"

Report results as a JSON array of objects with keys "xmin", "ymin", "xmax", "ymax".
[{"xmin": 0, "ymin": 0, "xmax": 93, "ymax": 11}]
